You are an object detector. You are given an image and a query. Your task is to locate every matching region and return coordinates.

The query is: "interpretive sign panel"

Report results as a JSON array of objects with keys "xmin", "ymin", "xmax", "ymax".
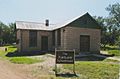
[
  {"xmin": 55, "ymin": 49, "xmax": 76, "ymax": 75},
  {"xmin": 56, "ymin": 50, "xmax": 75, "ymax": 64}
]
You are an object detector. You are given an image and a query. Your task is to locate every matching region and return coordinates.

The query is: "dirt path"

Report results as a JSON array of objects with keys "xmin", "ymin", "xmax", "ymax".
[
  {"xmin": 0, "ymin": 54, "xmax": 59, "ymax": 79},
  {"xmin": 0, "ymin": 58, "xmax": 33, "ymax": 79},
  {"xmin": 21, "ymin": 54, "xmax": 57, "ymax": 79}
]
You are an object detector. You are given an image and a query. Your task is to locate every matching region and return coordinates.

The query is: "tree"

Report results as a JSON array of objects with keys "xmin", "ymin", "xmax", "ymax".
[
  {"xmin": 106, "ymin": 3, "xmax": 120, "ymax": 28},
  {"xmin": 94, "ymin": 16, "xmax": 109, "ymax": 48},
  {"xmin": 8, "ymin": 23, "xmax": 16, "ymax": 44},
  {"xmin": 0, "ymin": 22, "xmax": 8, "ymax": 45},
  {"xmin": 0, "ymin": 21, "xmax": 16, "ymax": 46},
  {"xmin": 116, "ymin": 36, "xmax": 120, "ymax": 47},
  {"xmin": 94, "ymin": 3, "xmax": 120, "ymax": 49},
  {"xmin": 105, "ymin": 3, "xmax": 120, "ymax": 45}
]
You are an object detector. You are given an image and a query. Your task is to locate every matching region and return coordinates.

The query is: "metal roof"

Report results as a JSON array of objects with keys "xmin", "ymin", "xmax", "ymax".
[
  {"xmin": 16, "ymin": 12, "xmax": 91, "ymax": 31},
  {"xmin": 16, "ymin": 21, "xmax": 57, "ymax": 31}
]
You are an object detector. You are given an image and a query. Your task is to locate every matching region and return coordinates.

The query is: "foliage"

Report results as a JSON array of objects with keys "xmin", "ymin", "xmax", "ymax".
[
  {"xmin": 64, "ymin": 61, "xmax": 119, "ymax": 79},
  {"xmin": 94, "ymin": 3, "xmax": 120, "ymax": 48},
  {"xmin": 116, "ymin": 36, "xmax": 120, "ymax": 47},
  {"xmin": 8, "ymin": 23, "xmax": 16, "ymax": 44},
  {"xmin": 105, "ymin": 3, "xmax": 120, "ymax": 45},
  {"xmin": 106, "ymin": 3, "xmax": 120, "ymax": 28},
  {"xmin": 0, "ymin": 22, "xmax": 16, "ymax": 46}
]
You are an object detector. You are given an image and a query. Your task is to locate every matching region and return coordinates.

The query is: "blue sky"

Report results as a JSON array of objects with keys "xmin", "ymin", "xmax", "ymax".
[{"xmin": 0, "ymin": 0, "xmax": 119, "ymax": 24}]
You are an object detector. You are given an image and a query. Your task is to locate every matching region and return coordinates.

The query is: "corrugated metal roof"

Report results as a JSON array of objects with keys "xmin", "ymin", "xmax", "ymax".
[
  {"xmin": 16, "ymin": 21, "xmax": 56, "ymax": 31},
  {"xmin": 16, "ymin": 12, "xmax": 89, "ymax": 31}
]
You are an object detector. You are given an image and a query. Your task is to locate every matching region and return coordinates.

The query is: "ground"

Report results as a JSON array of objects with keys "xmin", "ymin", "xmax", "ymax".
[
  {"xmin": 0, "ymin": 58, "xmax": 33, "ymax": 79},
  {"xmin": 0, "ymin": 45, "xmax": 119, "ymax": 79},
  {"xmin": 0, "ymin": 54, "xmax": 55, "ymax": 79}
]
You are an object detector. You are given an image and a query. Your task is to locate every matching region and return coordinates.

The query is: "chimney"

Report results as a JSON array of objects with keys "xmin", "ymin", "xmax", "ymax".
[{"xmin": 45, "ymin": 19, "xmax": 49, "ymax": 26}]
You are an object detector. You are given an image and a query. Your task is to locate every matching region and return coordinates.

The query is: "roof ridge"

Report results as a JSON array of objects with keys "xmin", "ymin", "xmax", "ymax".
[
  {"xmin": 16, "ymin": 21, "xmax": 56, "ymax": 25},
  {"xmin": 53, "ymin": 12, "xmax": 89, "ymax": 30},
  {"xmin": 16, "ymin": 12, "xmax": 96, "ymax": 30}
]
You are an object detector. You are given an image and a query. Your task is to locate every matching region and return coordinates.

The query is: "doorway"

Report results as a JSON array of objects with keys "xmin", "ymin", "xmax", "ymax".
[
  {"xmin": 41, "ymin": 36, "xmax": 48, "ymax": 51},
  {"xmin": 80, "ymin": 35, "xmax": 90, "ymax": 52}
]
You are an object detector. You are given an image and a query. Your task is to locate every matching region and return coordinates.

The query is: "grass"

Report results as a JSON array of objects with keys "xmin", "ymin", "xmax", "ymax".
[
  {"xmin": 0, "ymin": 45, "xmax": 43, "ymax": 64},
  {"xmin": 101, "ymin": 45, "xmax": 119, "ymax": 50},
  {"xmin": 9, "ymin": 57, "xmax": 43, "ymax": 64},
  {"xmin": 5, "ymin": 45, "xmax": 17, "ymax": 52},
  {"xmin": 103, "ymin": 58, "xmax": 119, "ymax": 62},
  {"xmin": 0, "ymin": 45, "xmax": 119, "ymax": 79},
  {"xmin": 101, "ymin": 45, "xmax": 120, "ymax": 56},
  {"xmin": 108, "ymin": 50, "xmax": 120, "ymax": 56},
  {"xmin": 63, "ymin": 61, "xmax": 119, "ymax": 79},
  {"xmin": 0, "ymin": 45, "xmax": 17, "ymax": 57},
  {"xmin": 0, "ymin": 50, "xmax": 6, "ymax": 57}
]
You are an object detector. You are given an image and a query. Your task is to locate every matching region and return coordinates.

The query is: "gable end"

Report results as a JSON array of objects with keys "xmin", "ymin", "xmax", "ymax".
[{"xmin": 66, "ymin": 13, "xmax": 101, "ymax": 29}]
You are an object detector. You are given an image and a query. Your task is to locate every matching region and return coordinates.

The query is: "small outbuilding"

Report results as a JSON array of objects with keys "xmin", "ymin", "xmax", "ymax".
[{"xmin": 16, "ymin": 12, "xmax": 101, "ymax": 53}]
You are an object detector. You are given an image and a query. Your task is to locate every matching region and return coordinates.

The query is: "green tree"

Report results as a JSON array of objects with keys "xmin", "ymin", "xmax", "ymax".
[
  {"xmin": 116, "ymin": 36, "xmax": 120, "ymax": 46},
  {"xmin": 94, "ymin": 3, "xmax": 120, "ymax": 49},
  {"xmin": 0, "ymin": 22, "xmax": 8, "ymax": 45},
  {"xmin": 105, "ymin": 3, "xmax": 120, "ymax": 45},
  {"xmin": 0, "ymin": 21, "xmax": 16, "ymax": 46},
  {"xmin": 106, "ymin": 3, "xmax": 120, "ymax": 28},
  {"xmin": 94, "ymin": 16, "xmax": 109, "ymax": 49},
  {"xmin": 8, "ymin": 23, "xmax": 16, "ymax": 44}
]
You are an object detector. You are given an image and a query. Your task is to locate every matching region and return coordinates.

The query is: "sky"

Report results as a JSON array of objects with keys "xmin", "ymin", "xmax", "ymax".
[{"xmin": 0, "ymin": 0, "xmax": 119, "ymax": 25}]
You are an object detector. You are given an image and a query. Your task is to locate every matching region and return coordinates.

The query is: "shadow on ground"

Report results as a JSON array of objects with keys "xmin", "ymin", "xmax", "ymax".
[
  {"xmin": 56, "ymin": 72, "xmax": 78, "ymax": 78},
  {"xmin": 6, "ymin": 50, "xmax": 55, "ymax": 57},
  {"xmin": 75, "ymin": 53, "xmax": 114, "ymax": 61},
  {"xmin": 6, "ymin": 50, "xmax": 114, "ymax": 61}
]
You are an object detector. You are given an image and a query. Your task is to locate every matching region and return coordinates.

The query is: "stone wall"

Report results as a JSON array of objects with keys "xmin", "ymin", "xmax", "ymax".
[
  {"xmin": 17, "ymin": 30, "xmax": 52, "ymax": 52},
  {"xmin": 62, "ymin": 26, "xmax": 101, "ymax": 53}
]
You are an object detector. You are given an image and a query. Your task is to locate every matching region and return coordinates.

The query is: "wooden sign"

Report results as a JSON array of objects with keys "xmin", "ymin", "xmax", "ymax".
[
  {"xmin": 55, "ymin": 49, "xmax": 76, "ymax": 75},
  {"xmin": 55, "ymin": 50, "xmax": 75, "ymax": 64}
]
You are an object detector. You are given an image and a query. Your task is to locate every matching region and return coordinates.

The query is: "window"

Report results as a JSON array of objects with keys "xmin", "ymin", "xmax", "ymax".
[
  {"xmin": 57, "ymin": 29, "xmax": 61, "ymax": 46},
  {"xmin": 29, "ymin": 30, "xmax": 37, "ymax": 47},
  {"xmin": 52, "ymin": 31, "xmax": 55, "ymax": 46}
]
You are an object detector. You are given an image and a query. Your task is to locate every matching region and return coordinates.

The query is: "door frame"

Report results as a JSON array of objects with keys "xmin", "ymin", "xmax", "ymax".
[
  {"xmin": 41, "ymin": 36, "xmax": 48, "ymax": 51},
  {"xmin": 80, "ymin": 35, "xmax": 90, "ymax": 52}
]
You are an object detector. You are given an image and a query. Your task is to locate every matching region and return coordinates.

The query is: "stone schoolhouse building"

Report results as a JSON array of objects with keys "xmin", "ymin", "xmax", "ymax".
[{"xmin": 16, "ymin": 13, "xmax": 101, "ymax": 53}]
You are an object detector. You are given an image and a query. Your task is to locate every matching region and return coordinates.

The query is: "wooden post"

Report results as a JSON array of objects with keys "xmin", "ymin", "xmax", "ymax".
[
  {"xmin": 73, "ymin": 49, "xmax": 75, "ymax": 74},
  {"xmin": 55, "ymin": 48, "xmax": 57, "ymax": 75}
]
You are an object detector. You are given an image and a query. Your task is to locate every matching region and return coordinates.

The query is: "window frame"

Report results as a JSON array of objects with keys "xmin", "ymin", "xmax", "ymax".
[
  {"xmin": 29, "ymin": 30, "xmax": 37, "ymax": 47},
  {"xmin": 57, "ymin": 29, "xmax": 61, "ymax": 46}
]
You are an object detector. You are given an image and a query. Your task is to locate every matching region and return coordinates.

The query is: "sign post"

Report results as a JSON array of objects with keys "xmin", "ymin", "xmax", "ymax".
[{"xmin": 55, "ymin": 49, "xmax": 75, "ymax": 75}]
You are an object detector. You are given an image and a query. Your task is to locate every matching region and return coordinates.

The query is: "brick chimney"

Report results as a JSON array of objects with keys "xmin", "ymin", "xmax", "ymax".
[{"xmin": 45, "ymin": 19, "xmax": 49, "ymax": 26}]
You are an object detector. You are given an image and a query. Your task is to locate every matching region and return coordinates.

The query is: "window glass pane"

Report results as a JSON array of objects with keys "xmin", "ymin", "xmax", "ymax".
[
  {"xmin": 29, "ymin": 30, "xmax": 37, "ymax": 47},
  {"xmin": 57, "ymin": 29, "xmax": 61, "ymax": 46},
  {"xmin": 52, "ymin": 31, "xmax": 55, "ymax": 46}
]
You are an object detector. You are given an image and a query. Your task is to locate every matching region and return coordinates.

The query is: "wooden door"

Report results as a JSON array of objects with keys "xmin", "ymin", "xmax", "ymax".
[
  {"xmin": 41, "ymin": 36, "xmax": 48, "ymax": 51},
  {"xmin": 80, "ymin": 35, "xmax": 90, "ymax": 52}
]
